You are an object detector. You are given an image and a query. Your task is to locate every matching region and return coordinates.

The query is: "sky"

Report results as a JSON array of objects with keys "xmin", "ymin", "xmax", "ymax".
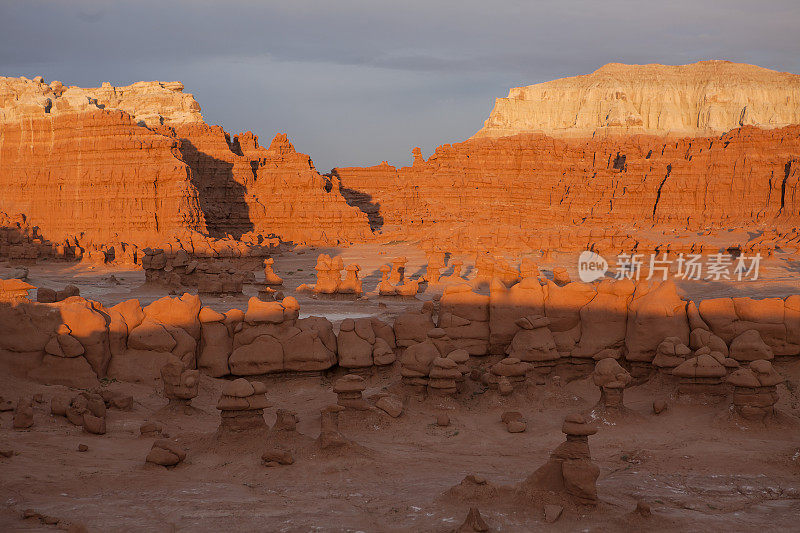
[{"xmin": 1, "ymin": 0, "xmax": 799, "ymax": 171}]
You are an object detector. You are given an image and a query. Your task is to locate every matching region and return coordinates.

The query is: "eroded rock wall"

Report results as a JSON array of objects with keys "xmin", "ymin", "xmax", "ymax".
[
  {"xmin": 0, "ymin": 279, "xmax": 797, "ymax": 389},
  {"xmin": 0, "ymin": 75, "xmax": 372, "ymax": 250},
  {"xmin": 0, "ymin": 108, "xmax": 207, "ymax": 246},
  {"xmin": 335, "ymin": 126, "xmax": 800, "ymax": 253},
  {"xmin": 473, "ymin": 61, "xmax": 800, "ymax": 139}
]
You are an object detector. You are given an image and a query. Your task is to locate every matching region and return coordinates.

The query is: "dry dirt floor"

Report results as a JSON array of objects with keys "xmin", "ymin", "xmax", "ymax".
[{"xmin": 1, "ymin": 242, "xmax": 799, "ymax": 531}]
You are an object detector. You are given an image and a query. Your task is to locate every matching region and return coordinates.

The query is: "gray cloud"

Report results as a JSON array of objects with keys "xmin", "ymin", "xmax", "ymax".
[{"xmin": 1, "ymin": 0, "xmax": 798, "ymax": 169}]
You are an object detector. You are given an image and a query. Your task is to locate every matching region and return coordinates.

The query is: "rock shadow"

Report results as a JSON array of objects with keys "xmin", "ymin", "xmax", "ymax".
[
  {"xmin": 179, "ymin": 138, "xmax": 254, "ymax": 239},
  {"xmin": 328, "ymin": 169, "xmax": 384, "ymax": 232}
]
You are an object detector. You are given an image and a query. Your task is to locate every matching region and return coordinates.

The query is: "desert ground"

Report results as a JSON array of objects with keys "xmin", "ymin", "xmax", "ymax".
[{"xmin": 2, "ymin": 243, "xmax": 799, "ymax": 532}]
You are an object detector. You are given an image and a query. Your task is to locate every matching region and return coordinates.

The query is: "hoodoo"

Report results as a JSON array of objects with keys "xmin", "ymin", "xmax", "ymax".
[{"xmin": 1, "ymin": 52, "xmax": 799, "ymax": 532}]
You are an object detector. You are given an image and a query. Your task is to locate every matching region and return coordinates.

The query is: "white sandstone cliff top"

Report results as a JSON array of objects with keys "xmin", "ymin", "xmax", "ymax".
[
  {"xmin": 0, "ymin": 75, "xmax": 204, "ymax": 126},
  {"xmin": 472, "ymin": 60, "xmax": 800, "ymax": 139}
]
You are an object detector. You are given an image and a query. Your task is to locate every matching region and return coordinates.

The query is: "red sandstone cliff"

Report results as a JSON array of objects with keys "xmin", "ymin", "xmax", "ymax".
[
  {"xmin": 161, "ymin": 124, "xmax": 371, "ymax": 244},
  {"xmin": 2, "ymin": 64, "xmax": 799, "ymax": 257},
  {"xmin": 334, "ymin": 126, "xmax": 800, "ymax": 253},
  {"xmin": 0, "ymin": 108, "xmax": 207, "ymax": 247},
  {"xmin": 0, "ymin": 76, "xmax": 371, "ymax": 251}
]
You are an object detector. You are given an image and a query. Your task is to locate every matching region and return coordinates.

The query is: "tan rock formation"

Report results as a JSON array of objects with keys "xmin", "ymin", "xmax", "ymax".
[
  {"xmin": 473, "ymin": 61, "xmax": 800, "ymax": 139},
  {"xmin": 0, "ymin": 76, "xmax": 203, "ymax": 126}
]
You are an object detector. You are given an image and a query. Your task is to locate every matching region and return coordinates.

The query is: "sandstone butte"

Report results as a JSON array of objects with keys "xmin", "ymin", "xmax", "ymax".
[
  {"xmin": 1, "ymin": 60, "xmax": 799, "ymax": 256},
  {"xmin": 334, "ymin": 61, "xmax": 800, "ymax": 254},
  {"xmin": 0, "ymin": 76, "xmax": 370, "ymax": 250},
  {"xmin": 472, "ymin": 60, "xmax": 800, "ymax": 139}
]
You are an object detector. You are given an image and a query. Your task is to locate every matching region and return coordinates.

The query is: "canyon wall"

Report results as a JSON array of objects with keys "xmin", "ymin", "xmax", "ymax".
[
  {"xmin": 0, "ymin": 108, "xmax": 207, "ymax": 246},
  {"xmin": 0, "ymin": 76, "xmax": 371, "ymax": 250},
  {"xmin": 473, "ymin": 61, "xmax": 800, "ymax": 139},
  {"xmin": 334, "ymin": 126, "xmax": 800, "ymax": 253},
  {"xmin": 2, "ymin": 63, "xmax": 799, "ymax": 257}
]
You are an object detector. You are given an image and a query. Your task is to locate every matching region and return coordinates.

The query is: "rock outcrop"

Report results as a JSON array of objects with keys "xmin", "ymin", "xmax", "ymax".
[
  {"xmin": 0, "ymin": 76, "xmax": 371, "ymax": 253},
  {"xmin": 2, "ymin": 280, "xmax": 798, "ymax": 391},
  {"xmin": 472, "ymin": 61, "xmax": 800, "ymax": 139},
  {"xmin": 0, "ymin": 105, "xmax": 208, "ymax": 246},
  {"xmin": 335, "ymin": 124, "xmax": 800, "ymax": 254},
  {"xmin": 519, "ymin": 414, "xmax": 600, "ymax": 505},
  {"xmin": 3, "ymin": 65, "xmax": 800, "ymax": 260},
  {"xmin": 216, "ymin": 378, "xmax": 270, "ymax": 431},
  {"xmin": 0, "ymin": 77, "xmax": 203, "ymax": 126}
]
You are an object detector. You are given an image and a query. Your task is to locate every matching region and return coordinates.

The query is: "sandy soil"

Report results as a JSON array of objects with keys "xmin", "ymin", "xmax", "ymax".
[
  {"xmin": 1, "ymin": 361, "xmax": 799, "ymax": 531},
  {"xmin": 1, "ymin": 242, "xmax": 799, "ymax": 531}
]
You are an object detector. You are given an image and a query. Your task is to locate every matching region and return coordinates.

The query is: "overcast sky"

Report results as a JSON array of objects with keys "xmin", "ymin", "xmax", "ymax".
[{"xmin": 1, "ymin": 0, "xmax": 798, "ymax": 170}]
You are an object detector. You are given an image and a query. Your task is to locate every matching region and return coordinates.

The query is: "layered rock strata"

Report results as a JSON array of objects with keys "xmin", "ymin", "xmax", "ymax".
[
  {"xmin": 0, "ymin": 76, "xmax": 371, "ymax": 251},
  {"xmin": 473, "ymin": 61, "xmax": 800, "ymax": 139},
  {"xmin": 335, "ymin": 125, "xmax": 800, "ymax": 254}
]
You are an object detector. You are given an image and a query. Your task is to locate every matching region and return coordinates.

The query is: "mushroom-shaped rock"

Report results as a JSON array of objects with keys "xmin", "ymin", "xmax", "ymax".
[
  {"xmin": 377, "ymin": 265, "xmax": 396, "ymax": 295},
  {"xmin": 728, "ymin": 360, "xmax": 783, "ymax": 421},
  {"xmin": 339, "ymin": 264, "xmax": 363, "ymax": 295},
  {"xmin": 729, "ymin": 330, "xmax": 774, "ymax": 362},
  {"xmin": 521, "ymin": 414, "xmax": 599, "ymax": 505},
  {"xmin": 488, "ymin": 357, "xmax": 528, "ymax": 389},
  {"xmin": 592, "ymin": 357, "xmax": 632, "ymax": 411},
  {"xmin": 562, "ymin": 413, "xmax": 598, "ymax": 437},
  {"xmin": 673, "ymin": 354, "xmax": 727, "ymax": 395},
  {"xmin": 224, "ymin": 378, "xmax": 255, "ymax": 398},
  {"xmin": 389, "ymin": 256, "xmax": 408, "ymax": 285},
  {"xmin": 428, "ymin": 357, "xmax": 461, "ymax": 395},
  {"xmin": 727, "ymin": 368, "xmax": 761, "ymax": 388},
  {"xmin": 216, "ymin": 378, "xmax": 269, "ymax": 431},
  {"xmin": 652, "ymin": 336, "xmax": 691, "ymax": 369},
  {"xmin": 333, "ymin": 374, "xmax": 368, "ymax": 409}
]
